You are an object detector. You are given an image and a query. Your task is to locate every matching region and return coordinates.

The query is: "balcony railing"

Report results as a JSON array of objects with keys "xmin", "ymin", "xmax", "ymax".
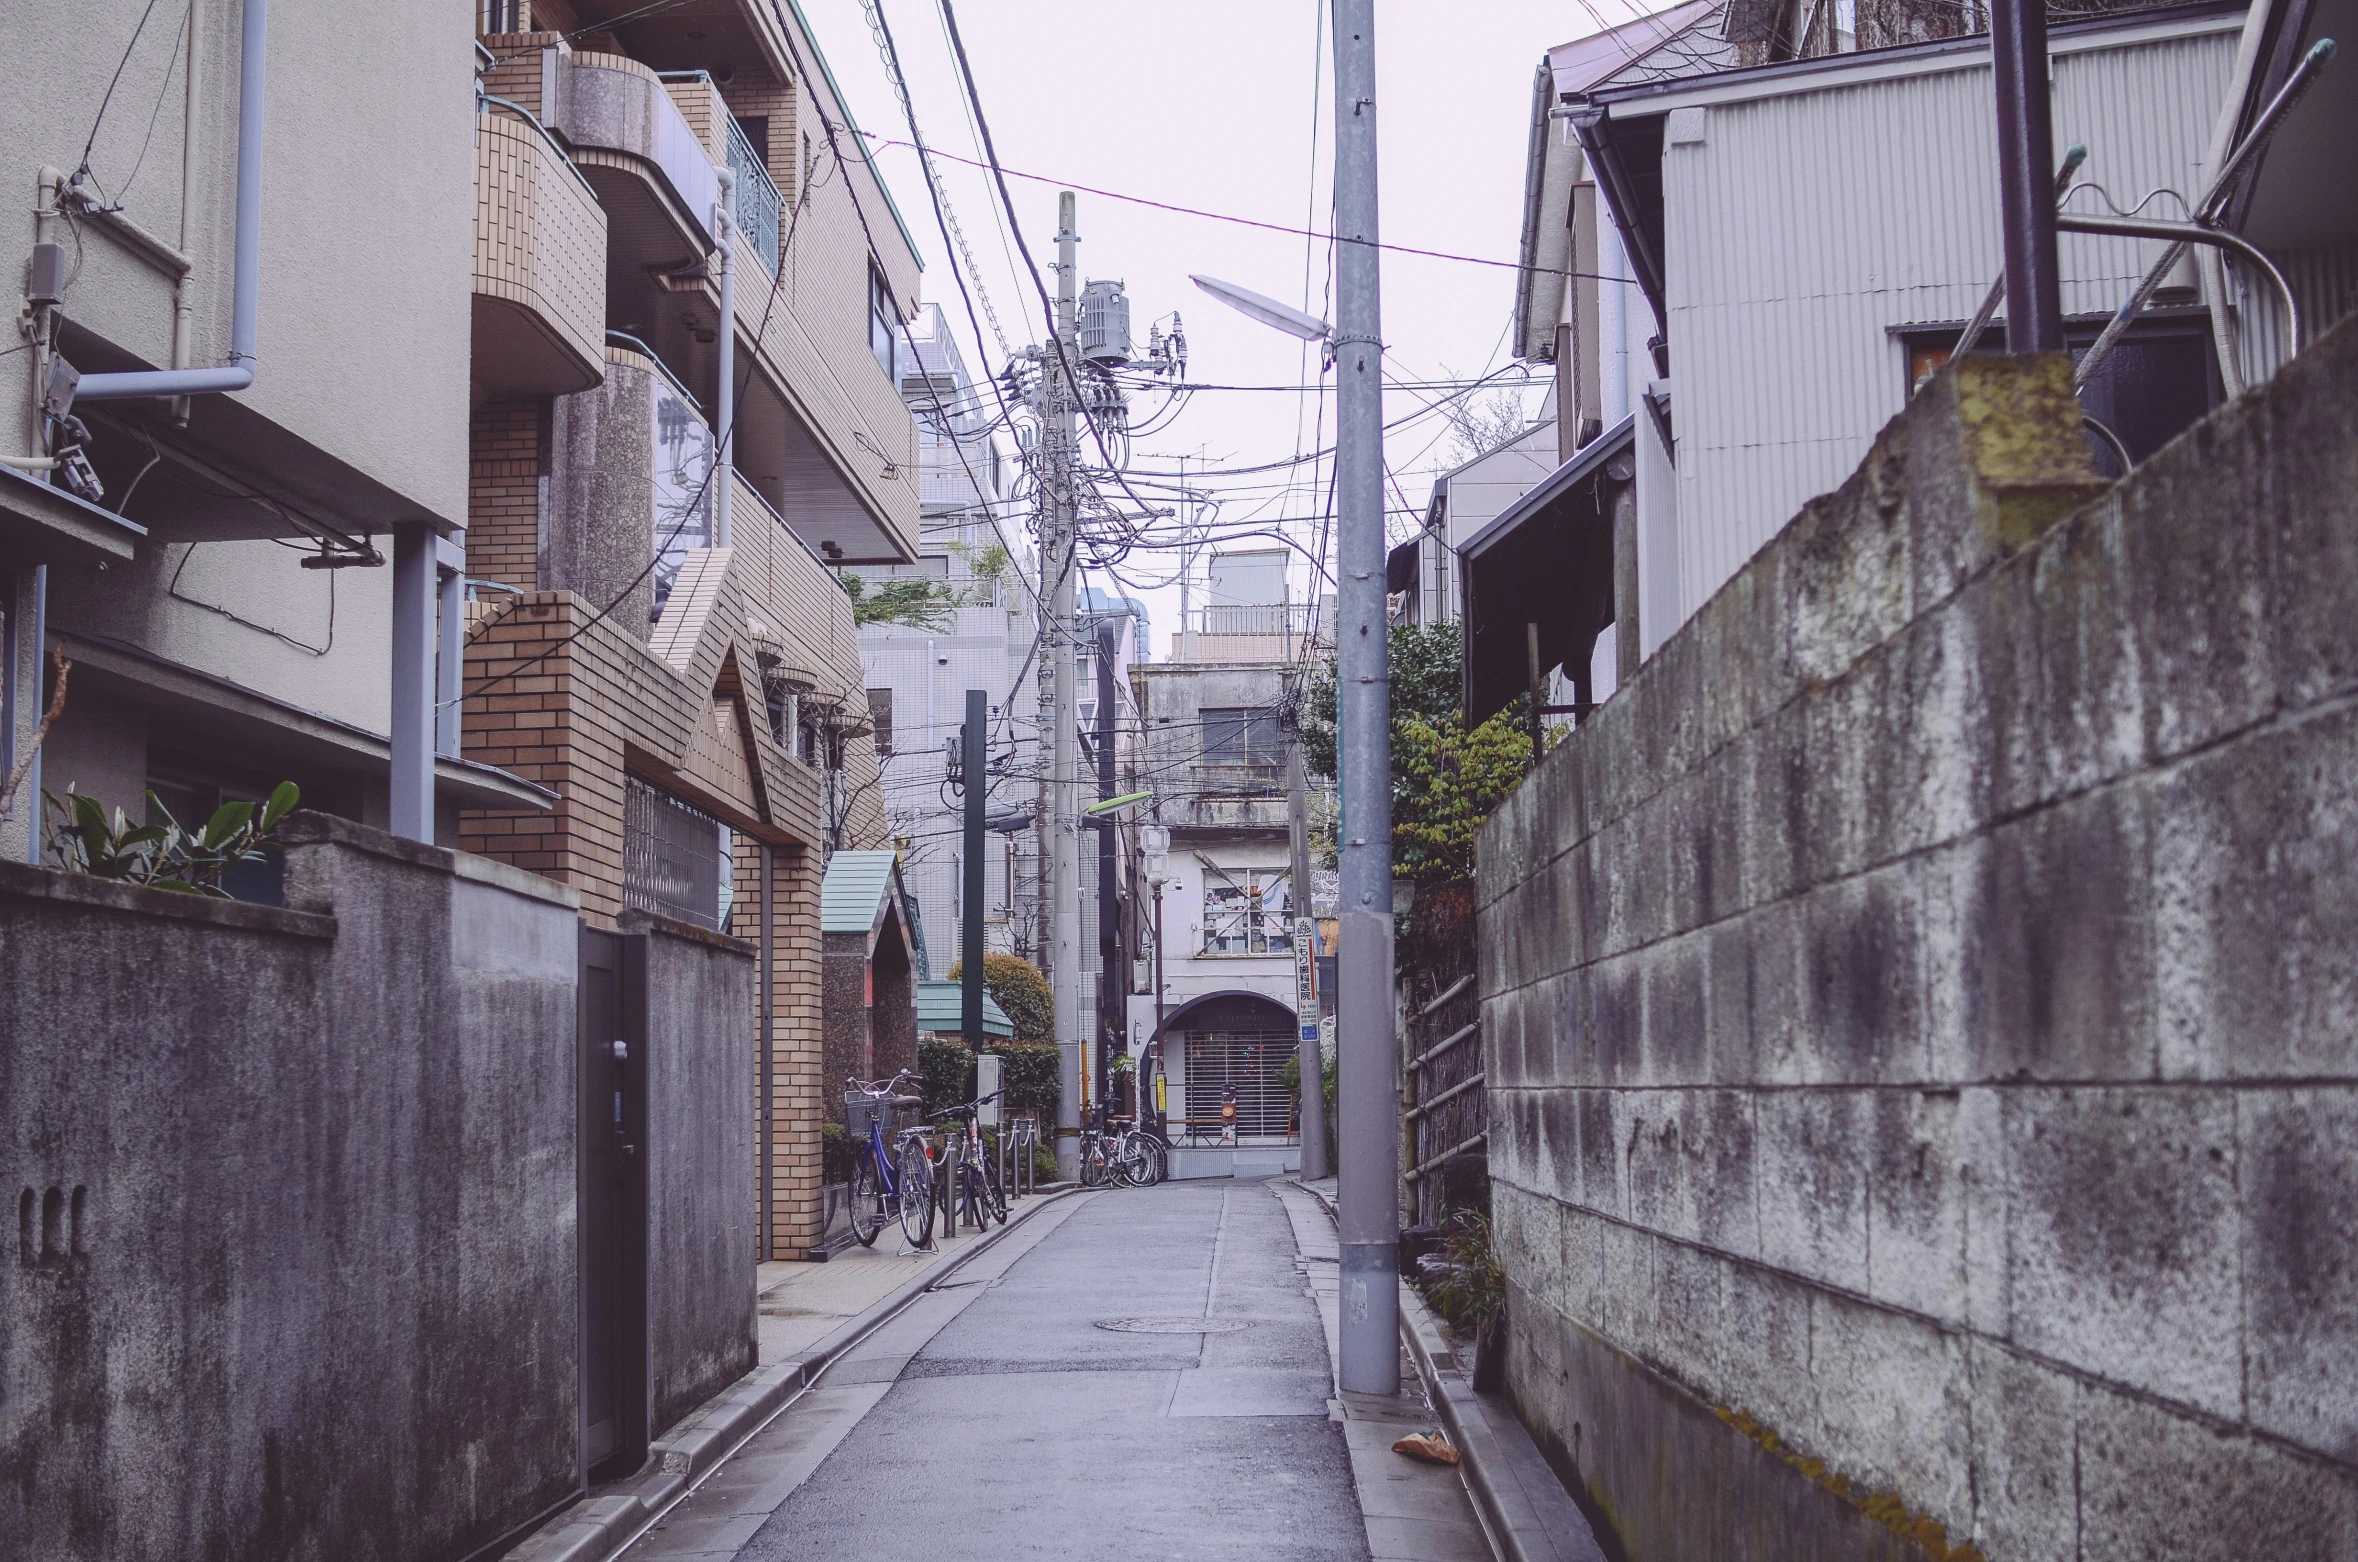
[
  {"xmin": 726, "ymin": 115, "xmax": 782, "ymax": 277},
  {"xmin": 1169, "ymin": 602, "xmax": 1322, "ymax": 664}
]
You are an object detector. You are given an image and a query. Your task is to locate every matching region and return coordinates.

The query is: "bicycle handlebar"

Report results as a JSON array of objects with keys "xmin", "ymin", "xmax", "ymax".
[{"xmin": 925, "ymin": 1089, "xmax": 1003, "ymax": 1122}]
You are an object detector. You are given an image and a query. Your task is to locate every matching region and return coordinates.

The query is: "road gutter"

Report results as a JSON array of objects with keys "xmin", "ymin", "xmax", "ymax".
[
  {"xmin": 1295, "ymin": 1179, "xmax": 1607, "ymax": 1562},
  {"xmin": 503, "ymin": 1186, "xmax": 1086, "ymax": 1562}
]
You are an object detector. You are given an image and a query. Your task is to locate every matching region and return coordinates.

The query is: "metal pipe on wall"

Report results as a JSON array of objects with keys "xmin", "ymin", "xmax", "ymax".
[
  {"xmin": 1331, "ymin": 0, "xmax": 1400, "ymax": 1398},
  {"xmin": 78, "ymin": 0, "xmax": 266, "ymax": 401}
]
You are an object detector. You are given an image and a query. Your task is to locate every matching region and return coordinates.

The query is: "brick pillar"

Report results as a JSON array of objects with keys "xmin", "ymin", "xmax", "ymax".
[
  {"xmin": 469, "ymin": 400, "xmax": 547, "ymax": 592},
  {"xmin": 766, "ymin": 840, "xmax": 824, "ymax": 1256}
]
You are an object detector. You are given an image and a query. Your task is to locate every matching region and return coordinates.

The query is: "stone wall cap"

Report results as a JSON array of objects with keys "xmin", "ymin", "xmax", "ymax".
[
  {"xmin": 277, "ymin": 811, "xmax": 457, "ymax": 873},
  {"xmin": 449, "ymin": 849, "xmax": 582, "ymax": 910},
  {"xmin": 0, "ymin": 858, "xmax": 337, "ymax": 940},
  {"xmin": 618, "ymin": 906, "xmax": 758, "ymax": 957}
]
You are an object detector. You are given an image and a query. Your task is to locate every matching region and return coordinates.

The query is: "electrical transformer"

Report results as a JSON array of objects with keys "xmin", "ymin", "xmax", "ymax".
[{"xmin": 1078, "ymin": 279, "xmax": 1131, "ymax": 364}]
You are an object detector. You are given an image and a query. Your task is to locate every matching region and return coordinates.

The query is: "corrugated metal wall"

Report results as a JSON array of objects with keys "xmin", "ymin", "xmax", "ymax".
[{"xmin": 1662, "ymin": 21, "xmax": 2240, "ymax": 619}]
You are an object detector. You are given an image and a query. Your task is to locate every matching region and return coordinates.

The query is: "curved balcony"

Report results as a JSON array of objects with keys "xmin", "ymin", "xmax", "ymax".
[
  {"xmin": 551, "ymin": 52, "xmax": 717, "ymax": 281},
  {"xmin": 472, "ymin": 111, "xmax": 607, "ymax": 396}
]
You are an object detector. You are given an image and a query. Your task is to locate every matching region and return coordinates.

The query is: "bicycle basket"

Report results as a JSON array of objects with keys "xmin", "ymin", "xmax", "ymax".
[{"xmin": 844, "ymin": 1091, "xmax": 892, "ymax": 1141}]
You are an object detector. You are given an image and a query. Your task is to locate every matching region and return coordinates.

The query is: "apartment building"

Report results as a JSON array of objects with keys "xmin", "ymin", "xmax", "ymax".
[
  {"xmin": 1127, "ymin": 550, "xmax": 1324, "ymax": 1179},
  {"xmin": 455, "ymin": 0, "xmax": 918, "ymax": 1260},
  {"xmin": 3, "ymin": 3, "xmax": 536, "ymax": 868},
  {"xmin": 858, "ymin": 303, "xmax": 1035, "ymax": 970}
]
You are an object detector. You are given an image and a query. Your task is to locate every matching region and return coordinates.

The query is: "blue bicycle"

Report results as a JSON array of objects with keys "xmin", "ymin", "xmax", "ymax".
[{"xmin": 847, "ymin": 1071, "xmax": 935, "ymax": 1249}]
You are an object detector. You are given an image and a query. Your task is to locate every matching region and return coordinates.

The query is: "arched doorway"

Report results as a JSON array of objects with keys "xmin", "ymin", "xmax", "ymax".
[{"xmin": 1152, "ymin": 990, "xmax": 1300, "ymax": 1179}]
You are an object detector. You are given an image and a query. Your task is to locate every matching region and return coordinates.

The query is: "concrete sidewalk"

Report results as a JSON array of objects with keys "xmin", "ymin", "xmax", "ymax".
[{"xmin": 754, "ymin": 1217, "xmax": 1012, "ymax": 1365}]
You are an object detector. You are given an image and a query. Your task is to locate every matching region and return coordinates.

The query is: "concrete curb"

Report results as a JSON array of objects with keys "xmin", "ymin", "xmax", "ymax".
[
  {"xmin": 1294, "ymin": 1180, "xmax": 1606, "ymax": 1562},
  {"xmin": 502, "ymin": 1185, "xmax": 1086, "ymax": 1562}
]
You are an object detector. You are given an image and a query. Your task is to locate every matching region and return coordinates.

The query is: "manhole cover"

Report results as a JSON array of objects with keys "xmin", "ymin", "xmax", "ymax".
[{"xmin": 1094, "ymin": 1316, "xmax": 1253, "ymax": 1335}]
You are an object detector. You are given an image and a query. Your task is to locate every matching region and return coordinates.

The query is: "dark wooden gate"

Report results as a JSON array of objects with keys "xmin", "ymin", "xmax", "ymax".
[{"xmin": 578, "ymin": 926, "xmax": 647, "ymax": 1482}]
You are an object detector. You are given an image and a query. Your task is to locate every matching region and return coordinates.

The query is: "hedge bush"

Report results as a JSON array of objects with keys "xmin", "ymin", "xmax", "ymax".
[
  {"xmin": 915, "ymin": 1037, "xmax": 1061, "ymax": 1122},
  {"xmin": 944, "ymin": 953, "xmax": 1053, "ymax": 1041}
]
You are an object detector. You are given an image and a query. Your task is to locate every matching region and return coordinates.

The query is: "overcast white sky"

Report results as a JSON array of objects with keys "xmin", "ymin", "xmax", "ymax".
[{"xmin": 799, "ymin": 0, "xmax": 1652, "ymax": 657}]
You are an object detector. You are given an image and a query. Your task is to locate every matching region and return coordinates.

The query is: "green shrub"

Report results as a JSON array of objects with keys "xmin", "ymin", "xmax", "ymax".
[
  {"xmin": 945, "ymin": 952, "xmax": 1053, "ymax": 1041},
  {"xmin": 915, "ymin": 1036, "xmax": 1061, "ymax": 1123}
]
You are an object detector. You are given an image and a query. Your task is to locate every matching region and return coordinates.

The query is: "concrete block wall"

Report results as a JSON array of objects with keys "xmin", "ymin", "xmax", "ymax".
[
  {"xmin": 628, "ymin": 912, "xmax": 758, "ymax": 1434},
  {"xmin": 1475, "ymin": 323, "xmax": 2358, "ymax": 1562},
  {"xmin": 0, "ymin": 817, "xmax": 581, "ymax": 1562}
]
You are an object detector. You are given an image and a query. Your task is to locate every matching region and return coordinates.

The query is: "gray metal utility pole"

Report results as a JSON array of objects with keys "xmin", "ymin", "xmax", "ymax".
[
  {"xmin": 1042, "ymin": 190, "xmax": 1084, "ymax": 1177},
  {"xmin": 962, "ymin": 688, "xmax": 987, "ymax": 1082},
  {"xmin": 1990, "ymin": 0, "xmax": 2064, "ymax": 351},
  {"xmin": 1289, "ymin": 721, "xmax": 1331, "ymax": 1182},
  {"xmin": 1094, "ymin": 617, "xmax": 1121, "ymax": 1116},
  {"xmin": 1331, "ymin": 0, "xmax": 1398, "ymax": 1395}
]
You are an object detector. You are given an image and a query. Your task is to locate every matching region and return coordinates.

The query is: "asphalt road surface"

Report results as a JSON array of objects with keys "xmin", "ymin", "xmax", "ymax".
[{"xmin": 737, "ymin": 1181, "xmax": 1369, "ymax": 1560}]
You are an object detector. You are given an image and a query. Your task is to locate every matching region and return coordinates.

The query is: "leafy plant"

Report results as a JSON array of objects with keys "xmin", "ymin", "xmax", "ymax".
[
  {"xmin": 1416, "ymin": 1209, "xmax": 1506, "ymax": 1334},
  {"xmin": 915, "ymin": 1036, "xmax": 1061, "ymax": 1121},
  {"xmin": 945, "ymin": 951, "xmax": 1054, "ymax": 1041},
  {"xmin": 842, "ymin": 573, "xmax": 957, "ymax": 632},
  {"xmin": 1301, "ymin": 620, "xmax": 1533, "ymax": 885},
  {"xmin": 43, "ymin": 781, "xmax": 301, "ymax": 897}
]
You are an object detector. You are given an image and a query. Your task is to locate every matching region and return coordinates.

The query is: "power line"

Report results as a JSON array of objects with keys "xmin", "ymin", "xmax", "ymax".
[{"xmin": 855, "ymin": 131, "xmax": 1645, "ymax": 285}]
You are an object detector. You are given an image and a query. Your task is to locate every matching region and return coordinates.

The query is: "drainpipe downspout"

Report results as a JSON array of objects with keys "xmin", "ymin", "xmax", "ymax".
[
  {"xmin": 169, "ymin": 0, "xmax": 206, "ymax": 427},
  {"xmin": 75, "ymin": 0, "xmax": 264, "ymax": 403},
  {"xmin": 712, "ymin": 167, "xmax": 735, "ymax": 550}
]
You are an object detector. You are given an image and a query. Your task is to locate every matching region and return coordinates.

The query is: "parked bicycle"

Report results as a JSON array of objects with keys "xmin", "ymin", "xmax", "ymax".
[
  {"xmin": 1078, "ymin": 1108, "xmax": 1165, "ymax": 1189},
  {"xmin": 927, "ymin": 1090, "xmax": 1010, "ymax": 1231},
  {"xmin": 845, "ymin": 1071, "xmax": 939, "ymax": 1250}
]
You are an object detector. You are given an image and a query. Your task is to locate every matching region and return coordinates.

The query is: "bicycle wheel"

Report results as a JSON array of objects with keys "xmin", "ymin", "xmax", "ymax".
[
  {"xmin": 898, "ymin": 1140, "xmax": 934, "ymax": 1248},
  {"xmin": 850, "ymin": 1150, "xmax": 884, "ymax": 1247},
  {"xmin": 1079, "ymin": 1135, "xmax": 1103, "ymax": 1188},
  {"xmin": 1138, "ymin": 1137, "xmax": 1167, "ymax": 1187},
  {"xmin": 932, "ymin": 1135, "xmax": 957, "ymax": 1234},
  {"xmin": 980, "ymin": 1149, "xmax": 1009, "ymax": 1223}
]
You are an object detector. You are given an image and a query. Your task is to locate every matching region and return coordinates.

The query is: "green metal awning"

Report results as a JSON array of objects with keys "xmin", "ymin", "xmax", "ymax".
[{"xmin": 915, "ymin": 979, "xmax": 1012, "ymax": 1039}]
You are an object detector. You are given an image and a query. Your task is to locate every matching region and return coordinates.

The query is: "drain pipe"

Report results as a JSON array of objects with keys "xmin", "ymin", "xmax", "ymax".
[
  {"xmin": 75, "ymin": 0, "xmax": 265, "ymax": 403},
  {"xmin": 713, "ymin": 166, "xmax": 735, "ymax": 549}
]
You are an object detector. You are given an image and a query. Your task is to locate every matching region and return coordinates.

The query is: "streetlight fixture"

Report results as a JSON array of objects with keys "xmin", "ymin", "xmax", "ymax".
[{"xmin": 1189, "ymin": 275, "xmax": 1331, "ymax": 343}]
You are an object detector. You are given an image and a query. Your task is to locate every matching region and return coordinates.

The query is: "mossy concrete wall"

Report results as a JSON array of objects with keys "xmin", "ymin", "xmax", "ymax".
[
  {"xmin": 0, "ymin": 816, "xmax": 582, "ymax": 1562},
  {"xmin": 1476, "ymin": 321, "xmax": 2358, "ymax": 1561}
]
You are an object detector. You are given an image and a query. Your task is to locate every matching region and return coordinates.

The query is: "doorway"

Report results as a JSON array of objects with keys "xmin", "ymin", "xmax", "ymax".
[{"xmin": 579, "ymin": 926, "xmax": 648, "ymax": 1482}]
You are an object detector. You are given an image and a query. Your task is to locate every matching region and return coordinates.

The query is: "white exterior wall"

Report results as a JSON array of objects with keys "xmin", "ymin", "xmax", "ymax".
[{"xmin": 1647, "ymin": 11, "xmax": 2241, "ymax": 627}]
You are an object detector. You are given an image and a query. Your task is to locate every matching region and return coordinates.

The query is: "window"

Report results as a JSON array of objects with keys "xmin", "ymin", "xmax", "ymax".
[
  {"xmin": 1201, "ymin": 706, "xmax": 1283, "ymax": 770},
  {"xmin": 623, "ymin": 776, "xmax": 727, "ymax": 931},
  {"xmin": 869, "ymin": 264, "xmax": 897, "ymax": 377},
  {"xmin": 867, "ymin": 687, "xmax": 894, "ymax": 756},
  {"xmin": 482, "ymin": 0, "xmax": 523, "ymax": 34},
  {"xmin": 1200, "ymin": 866, "xmax": 1292, "ymax": 955}
]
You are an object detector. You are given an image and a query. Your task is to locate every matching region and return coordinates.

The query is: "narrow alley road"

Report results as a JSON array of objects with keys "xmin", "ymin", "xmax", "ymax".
[{"xmin": 622, "ymin": 1181, "xmax": 1489, "ymax": 1561}]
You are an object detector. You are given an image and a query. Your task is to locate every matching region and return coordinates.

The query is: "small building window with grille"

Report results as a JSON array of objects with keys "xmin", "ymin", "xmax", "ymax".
[
  {"xmin": 1201, "ymin": 706, "xmax": 1283, "ymax": 773},
  {"xmin": 1200, "ymin": 865, "xmax": 1291, "ymax": 955},
  {"xmin": 869, "ymin": 263, "xmax": 896, "ymax": 377},
  {"xmin": 624, "ymin": 776, "xmax": 729, "ymax": 930},
  {"xmin": 867, "ymin": 687, "xmax": 893, "ymax": 755},
  {"xmin": 1184, "ymin": 1029, "xmax": 1293, "ymax": 1137}
]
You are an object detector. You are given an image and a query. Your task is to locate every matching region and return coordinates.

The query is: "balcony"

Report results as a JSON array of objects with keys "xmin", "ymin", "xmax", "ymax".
[
  {"xmin": 1169, "ymin": 603, "xmax": 1321, "ymax": 665},
  {"xmin": 472, "ymin": 108, "xmax": 607, "ymax": 396},
  {"xmin": 548, "ymin": 52, "xmax": 721, "ymax": 385}
]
